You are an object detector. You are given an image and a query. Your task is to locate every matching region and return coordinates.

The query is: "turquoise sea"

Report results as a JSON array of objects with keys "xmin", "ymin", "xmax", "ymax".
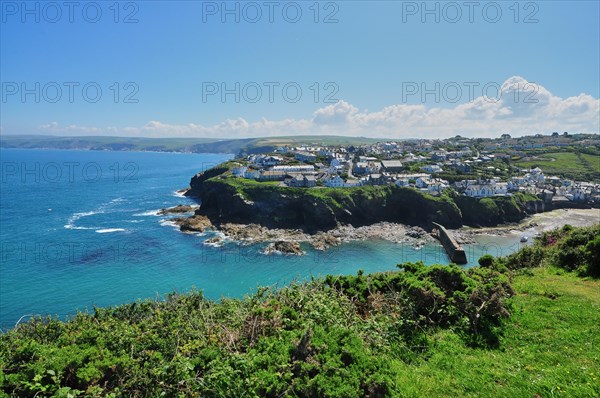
[{"xmin": 0, "ymin": 149, "xmax": 527, "ymax": 330}]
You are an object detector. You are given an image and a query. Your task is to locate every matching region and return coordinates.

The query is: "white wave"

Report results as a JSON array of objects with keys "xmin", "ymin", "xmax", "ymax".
[
  {"xmin": 64, "ymin": 196, "xmax": 128, "ymax": 230},
  {"xmin": 172, "ymin": 190, "xmax": 188, "ymax": 198},
  {"xmin": 133, "ymin": 210, "xmax": 161, "ymax": 217},
  {"xmin": 64, "ymin": 211, "xmax": 102, "ymax": 230},
  {"xmin": 203, "ymin": 240, "xmax": 225, "ymax": 248},
  {"xmin": 159, "ymin": 219, "xmax": 180, "ymax": 230},
  {"xmin": 64, "ymin": 225, "xmax": 95, "ymax": 230},
  {"xmin": 96, "ymin": 228, "xmax": 126, "ymax": 234},
  {"xmin": 126, "ymin": 220, "xmax": 144, "ymax": 223}
]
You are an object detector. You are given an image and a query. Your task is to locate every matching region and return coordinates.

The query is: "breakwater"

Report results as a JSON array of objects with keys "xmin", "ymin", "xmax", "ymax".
[{"xmin": 432, "ymin": 222, "xmax": 468, "ymax": 264}]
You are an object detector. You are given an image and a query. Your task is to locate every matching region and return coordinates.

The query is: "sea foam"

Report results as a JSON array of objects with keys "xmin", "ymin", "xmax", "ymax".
[{"xmin": 96, "ymin": 228, "xmax": 126, "ymax": 234}]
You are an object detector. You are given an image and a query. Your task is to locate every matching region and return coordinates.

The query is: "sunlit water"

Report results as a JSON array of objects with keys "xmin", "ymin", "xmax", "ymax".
[{"xmin": 0, "ymin": 149, "xmax": 529, "ymax": 330}]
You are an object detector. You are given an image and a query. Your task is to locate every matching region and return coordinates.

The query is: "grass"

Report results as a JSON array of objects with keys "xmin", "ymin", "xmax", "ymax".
[
  {"xmin": 387, "ymin": 267, "xmax": 600, "ymax": 397},
  {"xmin": 515, "ymin": 151, "xmax": 600, "ymax": 181}
]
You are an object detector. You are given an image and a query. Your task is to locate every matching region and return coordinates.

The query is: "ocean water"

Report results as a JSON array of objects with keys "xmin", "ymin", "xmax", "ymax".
[{"xmin": 0, "ymin": 149, "xmax": 526, "ymax": 330}]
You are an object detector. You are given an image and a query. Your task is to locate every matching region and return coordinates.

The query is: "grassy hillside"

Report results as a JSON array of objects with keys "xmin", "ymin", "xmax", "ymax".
[
  {"xmin": 388, "ymin": 267, "xmax": 599, "ymax": 397},
  {"xmin": 241, "ymin": 136, "xmax": 382, "ymax": 153},
  {"xmin": 515, "ymin": 150, "xmax": 600, "ymax": 182},
  {"xmin": 1, "ymin": 225, "xmax": 598, "ymax": 397}
]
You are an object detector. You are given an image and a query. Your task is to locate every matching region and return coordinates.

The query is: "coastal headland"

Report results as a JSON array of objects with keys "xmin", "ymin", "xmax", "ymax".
[{"xmin": 158, "ymin": 161, "xmax": 598, "ymax": 255}]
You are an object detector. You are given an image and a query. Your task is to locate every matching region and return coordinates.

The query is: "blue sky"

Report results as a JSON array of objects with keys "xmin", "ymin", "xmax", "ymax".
[{"xmin": 1, "ymin": 1, "xmax": 599, "ymax": 138}]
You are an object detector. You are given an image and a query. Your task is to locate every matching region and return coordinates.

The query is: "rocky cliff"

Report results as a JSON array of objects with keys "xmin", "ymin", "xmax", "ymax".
[
  {"xmin": 185, "ymin": 165, "xmax": 548, "ymax": 232},
  {"xmin": 452, "ymin": 193, "xmax": 546, "ymax": 227},
  {"xmin": 185, "ymin": 170, "xmax": 463, "ymax": 233}
]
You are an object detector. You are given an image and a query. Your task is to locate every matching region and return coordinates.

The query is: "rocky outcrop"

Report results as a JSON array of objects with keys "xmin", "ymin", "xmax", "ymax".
[
  {"xmin": 204, "ymin": 236, "xmax": 224, "ymax": 246},
  {"xmin": 172, "ymin": 215, "xmax": 213, "ymax": 233},
  {"xmin": 158, "ymin": 205, "xmax": 198, "ymax": 215},
  {"xmin": 185, "ymin": 166, "xmax": 233, "ymax": 197},
  {"xmin": 262, "ymin": 241, "xmax": 304, "ymax": 255},
  {"xmin": 312, "ymin": 233, "xmax": 342, "ymax": 251}
]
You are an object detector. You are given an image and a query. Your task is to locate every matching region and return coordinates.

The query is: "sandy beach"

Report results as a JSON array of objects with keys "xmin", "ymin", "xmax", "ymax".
[{"xmin": 456, "ymin": 209, "xmax": 600, "ymax": 242}]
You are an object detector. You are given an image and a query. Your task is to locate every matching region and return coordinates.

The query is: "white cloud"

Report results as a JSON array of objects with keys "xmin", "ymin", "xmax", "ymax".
[
  {"xmin": 313, "ymin": 101, "xmax": 359, "ymax": 125},
  {"xmin": 36, "ymin": 76, "xmax": 599, "ymax": 139}
]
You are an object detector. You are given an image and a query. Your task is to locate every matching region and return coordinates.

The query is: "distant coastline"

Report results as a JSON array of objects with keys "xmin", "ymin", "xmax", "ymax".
[
  {"xmin": 0, "ymin": 146, "xmax": 228, "ymax": 156},
  {"xmin": 0, "ymin": 134, "xmax": 386, "ymax": 156}
]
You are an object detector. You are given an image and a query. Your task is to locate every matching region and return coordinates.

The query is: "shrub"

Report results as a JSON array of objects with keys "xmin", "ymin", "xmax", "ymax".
[
  {"xmin": 478, "ymin": 254, "xmax": 495, "ymax": 267},
  {"xmin": 502, "ymin": 224, "xmax": 600, "ymax": 277}
]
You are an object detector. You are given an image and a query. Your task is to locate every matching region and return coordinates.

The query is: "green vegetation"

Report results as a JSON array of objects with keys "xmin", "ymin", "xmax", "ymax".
[
  {"xmin": 504, "ymin": 224, "xmax": 600, "ymax": 277},
  {"xmin": 196, "ymin": 175, "xmax": 464, "ymax": 230},
  {"xmin": 515, "ymin": 150, "xmax": 600, "ymax": 182},
  {"xmin": 1, "ymin": 225, "xmax": 599, "ymax": 397},
  {"xmin": 449, "ymin": 191, "xmax": 539, "ymax": 226},
  {"xmin": 191, "ymin": 161, "xmax": 545, "ymax": 231}
]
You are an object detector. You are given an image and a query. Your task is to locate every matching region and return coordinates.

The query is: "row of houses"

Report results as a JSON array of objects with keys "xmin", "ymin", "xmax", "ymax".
[
  {"xmin": 557, "ymin": 182, "xmax": 600, "ymax": 203},
  {"xmin": 243, "ymin": 148, "xmax": 599, "ymax": 204}
]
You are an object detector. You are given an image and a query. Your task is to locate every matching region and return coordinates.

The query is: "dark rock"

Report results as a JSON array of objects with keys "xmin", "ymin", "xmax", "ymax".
[
  {"xmin": 158, "ymin": 205, "xmax": 197, "ymax": 215},
  {"xmin": 263, "ymin": 241, "xmax": 304, "ymax": 255},
  {"xmin": 312, "ymin": 233, "xmax": 341, "ymax": 251},
  {"xmin": 173, "ymin": 215, "xmax": 213, "ymax": 232},
  {"xmin": 204, "ymin": 236, "xmax": 223, "ymax": 245}
]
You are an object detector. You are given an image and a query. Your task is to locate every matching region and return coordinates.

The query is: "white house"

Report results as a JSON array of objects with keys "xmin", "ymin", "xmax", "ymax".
[
  {"xmin": 526, "ymin": 167, "xmax": 545, "ymax": 183},
  {"xmin": 494, "ymin": 182, "xmax": 509, "ymax": 195},
  {"xmin": 353, "ymin": 161, "xmax": 381, "ymax": 175},
  {"xmin": 421, "ymin": 164, "xmax": 443, "ymax": 173},
  {"xmin": 232, "ymin": 166, "xmax": 247, "ymax": 177},
  {"xmin": 272, "ymin": 165, "xmax": 315, "ymax": 173},
  {"xmin": 416, "ymin": 177, "xmax": 431, "ymax": 188},
  {"xmin": 428, "ymin": 183, "xmax": 447, "ymax": 194},
  {"xmin": 395, "ymin": 178, "xmax": 410, "ymax": 187},
  {"xmin": 294, "ymin": 152, "xmax": 317, "ymax": 162},
  {"xmin": 251, "ymin": 155, "xmax": 283, "ymax": 167},
  {"xmin": 465, "ymin": 185, "xmax": 495, "ymax": 198},
  {"xmin": 288, "ymin": 174, "xmax": 317, "ymax": 188},
  {"xmin": 243, "ymin": 169, "xmax": 261, "ymax": 179},
  {"xmin": 324, "ymin": 175, "xmax": 346, "ymax": 188}
]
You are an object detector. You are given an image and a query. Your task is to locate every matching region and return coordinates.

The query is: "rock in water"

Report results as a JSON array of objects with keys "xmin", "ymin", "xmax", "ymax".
[
  {"xmin": 262, "ymin": 241, "xmax": 304, "ymax": 255},
  {"xmin": 173, "ymin": 215, "xmax": 213, "ymax": 232},
  {"xmin": 158, "ymin": 205, "xmax": 198, "ymax": 215},
  {"xmin": 312, "ymin": 233, "xmax": 341, "ymax": 251},
  {"xmin": 204, "ymin": 236, "xmax": 223, "ymax": 246}
]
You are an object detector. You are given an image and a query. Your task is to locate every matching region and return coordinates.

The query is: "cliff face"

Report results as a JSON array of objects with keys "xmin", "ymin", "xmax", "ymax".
[
  {"xmin": 186, "ymin": 171, "xmax": 463, "ymax": 232},
  {"xmin": 453, "ymin": 194, "xmax": 545, "ymax": 227}
]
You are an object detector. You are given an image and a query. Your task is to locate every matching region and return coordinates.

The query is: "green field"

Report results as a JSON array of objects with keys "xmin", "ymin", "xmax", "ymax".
[
  {"xmin": 515, "ymin": 151, "xmax": 600, "ymax": 182},
  {"xmin": 388, "ymin": 267, "xmax": 600, "ymax": 397}
]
